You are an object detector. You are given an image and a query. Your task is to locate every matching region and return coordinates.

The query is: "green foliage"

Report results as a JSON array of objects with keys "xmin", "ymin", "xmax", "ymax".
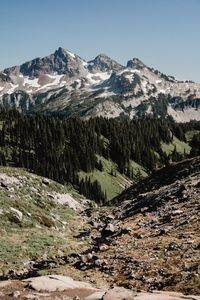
[
  {"xmin": 0, "ymin": 166, "xmax": 86, "ymax": 275},
  {"xmin": 0, "ymin": 109, "xmax": 198, "ymax": 202},
  {"xmin": 189, "ymin": 132, "xmax": 200, "ymax": 156}
]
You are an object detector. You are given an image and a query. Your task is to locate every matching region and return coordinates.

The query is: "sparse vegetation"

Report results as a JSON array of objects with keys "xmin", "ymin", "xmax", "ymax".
[{"xmin": 0, "ymin": 167, "xmax": 88, "ymax": 276}]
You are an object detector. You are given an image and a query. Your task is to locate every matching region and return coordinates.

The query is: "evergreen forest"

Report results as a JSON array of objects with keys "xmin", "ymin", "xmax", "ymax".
[{"xmin": 0, "ymin": 109, "xmax": 199, "ymax": 203}]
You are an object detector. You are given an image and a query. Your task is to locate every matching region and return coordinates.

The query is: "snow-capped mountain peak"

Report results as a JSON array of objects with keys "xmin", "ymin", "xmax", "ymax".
[
  {"xmin": 0, "ymin": 48, "xmax": 200, "ymax": 122},
  {"xmin": 55, "ymin": 47, "xmax": 76, "ymax": 59}
]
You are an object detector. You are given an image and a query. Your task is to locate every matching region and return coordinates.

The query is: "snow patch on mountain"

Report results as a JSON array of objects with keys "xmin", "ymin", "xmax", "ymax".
[
  {"xmin": 86, "ymin": 71, "xmax": 111, "ymax": 85},
  {"xmin": 97, "ymin": 90, "xmax": 116, "ymax": 98},
  {"xmin": 7, "ymin": 83, "xmax": 19, "ymax": 94},
  {"xmin": 23, "ymin": 77, "xmax": 40, "ymax": 88},
  {"xmin": 66, "ymin": 50, "xmax": 76, "ymax": 59},
  {"xmin": 1, "ymin": 47, "xmax": 200, "ymax": 122}
]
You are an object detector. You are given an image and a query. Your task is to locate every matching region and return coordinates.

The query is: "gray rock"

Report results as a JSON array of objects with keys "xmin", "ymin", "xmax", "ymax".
[
  {"xmin": 134, "ymin": 291, "xmax": 200, "ymax": 300},
  {"xmin": 42, "ymin": 178, "xmax": 50, "ymax": 185},
  {"xmin": 88, "ymin": 54, "xmax": 123, "ymax": 73},
  {"xmin": 105, "ymin": 223, "xmax": 115, "ymax": 232},
  {"xmin": 30, "ymin": 187, "xmax": 38, "ymax": 193},
  {"xmin": 24, "ymin": 293, "xmax": 39, "ymax": 299},
  {"xmin": 0, "ymin": 280, "xmax": 12, "ymax": 288},
  {"xmin": 87, "ymin": 253, "xmax": 93, "ymax": 260},
  {"xmin": 95, "ymin": 259, "xmax": 105, "ymax": 267},
  {"xmin": 99, "ymin": 243, "xmax": 109, "ymax": 251},
  {"xmin": 86, "ymin": 290, "xmax": 106, "ymax": 299},
  {"xmin": 80, "ymin": 255, "xmax": 88, "ymax": 263},
  {"xmin": 103, "ymin": 287, "xmax": 136, "ymax": 300},
  {"xmin": 9, "ymin": 207, "xmax": 23, "ymax": 222},
  {"xmin": 10, "ymin": 291, "xmax": 21, "ymax": 298},
  {"xmin": 23, "ymin": 275, "xmax": 95, "ymax": 292}
]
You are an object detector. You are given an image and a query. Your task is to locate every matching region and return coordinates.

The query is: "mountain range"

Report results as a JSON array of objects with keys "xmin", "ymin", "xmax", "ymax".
[{"xmin": 0, "ymin": 47, "xmax": 200, "ymax": 121}]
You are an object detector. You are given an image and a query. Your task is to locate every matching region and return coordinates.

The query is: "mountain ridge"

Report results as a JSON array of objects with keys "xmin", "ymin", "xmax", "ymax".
[{"xmin": 0, "ymin": 47, "xmax": 200, "ymax": 122}]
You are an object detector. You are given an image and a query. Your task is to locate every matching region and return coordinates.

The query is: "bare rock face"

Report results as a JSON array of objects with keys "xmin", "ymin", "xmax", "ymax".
[
  {"xmin": 127, "ymin": 58, "xmax": 147, "ymax": 70},
  {"xmin": 103, "ymin": 287, "xmax": 136, "ymax": 299},
  {"xmin": 0, "ymin": 276, "xmax": 200, "ymax": 300},
  {"xmin": 4, "ymin": 47, "xmax": 87, "ymax": 78},
  {"xmin": 88, "ymin": 54, "xmax": 123, "ymax": 73},
  {"xmin": 23, "ymin": 275, "xmax": 95, "ymax": 292},
  {"xmin": 134, "ymin": 291, "xmax": 200, "ymax": 300}
]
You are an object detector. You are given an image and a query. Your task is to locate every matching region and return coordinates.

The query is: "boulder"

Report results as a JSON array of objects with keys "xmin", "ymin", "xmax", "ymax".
[
  {"xmin": 86, "ymin": 290, "xmax": 106, "ymax": 299},
  {"xmin": 99, "ymin": 243, "xmax": 109, "ymax": 251},
  {"xmin": 23, "ymin": 275, "xmax": 95, "ymax": 292},
  {"xmin": 0, "ymin": 280, "xmax": 12, "ymax": 288},
  {"xmin": 0, "ymin": 173, "xmax": 21, "ymax": 187},
  {"xmin": 9, "ymin": 291, "xmax": 21, "ymax": 298},
  {"xmin": 42, "ymin": 178, "xmax": 50, "ymax": 185},
  {"xmin": 50, "ymin": 192, "xmax": 83, "ymax": 211},
  {"xmin": 103, "ymin": 287, "xmax": 136, "ymax": 300},
  {"xmin": 9, "ymin": 207, "xmax": 23, "ymax": 222},
  {"xmin": 105, "ymin": 223, "xmax": 115, "ymax": 232}
]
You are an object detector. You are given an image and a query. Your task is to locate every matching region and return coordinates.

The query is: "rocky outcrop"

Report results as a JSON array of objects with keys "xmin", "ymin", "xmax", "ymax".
[
  {"xmin": 0, "ymin": 275, "xmax": 199, "ymax": 300},
  {"xmin": 24, "ymin": 275, "xmax": 95, "ymax": 292},
  {"xmin": 88, "ymin": 54, "xmax": 123, "ymax": 73},
  {"xmin": 103, "ymin": 287, "xmax": 136, "ymax": 299}
]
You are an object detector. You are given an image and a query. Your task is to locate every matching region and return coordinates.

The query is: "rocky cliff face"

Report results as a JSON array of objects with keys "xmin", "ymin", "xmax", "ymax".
[
  {"xmin": 87, "ymin": 53, "xmax": 123, "ymax": 73},
  {"xmin": 4, "ymin": 47, "xmax": 87, "ymax": 78},
  {"xmin": 0, "ymin": 48, "xmax": 200, "ymax": 121}
]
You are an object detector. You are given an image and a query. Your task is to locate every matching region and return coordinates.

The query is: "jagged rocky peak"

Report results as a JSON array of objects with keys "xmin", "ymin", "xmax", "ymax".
[
  {"xmin": 88, "ymin": 53, "xmax": 124, "ymax": 73},
  {"xmin": 54, "ymin": 47, "xmax": 76, "ymax": 59},
  {"xmin": 127, "ymin": 57, "xmax": 147, "ymax": 70},
  {"xmin": 4, "ymin": 47, "xmax": 87, "ymax": 78},
  {"xmin": 49, "ymin": 47, "xmax": 87, "ymax": 76},
  {"xmin": 0, "ymin": 71, "xmax": 11, "ymax": 82}
]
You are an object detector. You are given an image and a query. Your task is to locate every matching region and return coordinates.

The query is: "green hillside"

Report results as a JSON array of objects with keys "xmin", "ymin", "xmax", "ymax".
[{"xmin": 0, "ymin": 167, "xmax": 88, "ymax": 277}]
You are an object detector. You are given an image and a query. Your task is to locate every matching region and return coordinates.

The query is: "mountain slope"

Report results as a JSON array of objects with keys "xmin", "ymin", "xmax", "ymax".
[
  {"xmin": 0, "ymin": 166, "xmax": 89, "ymax": 278},
  {"xmin": 112, "ymin": 156, "xmax": 200, "ymax": 205},
  {"xmin": 0, "ymin": 160, "xmax": 199, "ymax": 296},
  {"xmin": 70, "ymin": 157, "xmax": 200, "ymax": 295},
  {"xmin": 2, "ymin": 111, "xmax": 198, "ymax": 203},
  {"xmin": 0, "ymin": 48, "xmax": 200, "ymax": 121}
]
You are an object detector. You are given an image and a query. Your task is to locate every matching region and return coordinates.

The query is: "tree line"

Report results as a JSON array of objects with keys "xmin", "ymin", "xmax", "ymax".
[{"xmin": 0, "ymin": 109, "xmax": 199, "ymax": 203}]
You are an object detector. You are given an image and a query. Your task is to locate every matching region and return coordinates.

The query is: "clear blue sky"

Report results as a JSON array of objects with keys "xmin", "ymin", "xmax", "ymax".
[{"xmin": 0, "ymin": 0, "xmax": 200, "ymax": 81}]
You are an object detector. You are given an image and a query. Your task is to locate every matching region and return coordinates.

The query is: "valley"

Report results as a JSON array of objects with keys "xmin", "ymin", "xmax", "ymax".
[
  {"xmin": 0, "ymin": 156, "xmax": 199, "ymax": 299},
  {"xmin": 0, "ymin": 48, "xmax": 200, "ymax": 300}
]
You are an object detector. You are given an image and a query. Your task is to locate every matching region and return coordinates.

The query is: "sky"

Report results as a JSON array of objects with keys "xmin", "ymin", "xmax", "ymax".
[{"xmin": 0, "ymin": 0, "xmax": 200, "ymax": 81}]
